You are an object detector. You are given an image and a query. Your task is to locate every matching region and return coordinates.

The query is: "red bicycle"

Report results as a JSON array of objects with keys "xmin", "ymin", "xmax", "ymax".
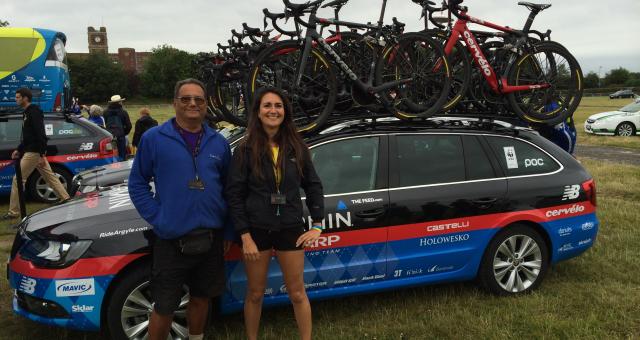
[{"xmin": 437, "ymin": 0, "xmax": 583, "ymax": 125}]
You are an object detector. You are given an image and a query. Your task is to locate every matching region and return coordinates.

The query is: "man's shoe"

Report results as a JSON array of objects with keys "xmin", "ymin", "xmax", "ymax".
[{"xmin": 0, "ymin": 213, "xmax": 19, "ymax": 220}]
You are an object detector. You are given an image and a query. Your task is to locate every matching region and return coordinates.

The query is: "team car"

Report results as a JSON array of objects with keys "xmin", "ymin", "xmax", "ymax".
[
  {"xmin": 0, "ymin": 112, "xmax": 119, "ymax": 202},
  {"xmin": 7, "ymin": 118, "xmax": 599, "ymax": 339},
  {"xmin": 584, "ymin": 99, "xmax": 640, "ymax": 136}
]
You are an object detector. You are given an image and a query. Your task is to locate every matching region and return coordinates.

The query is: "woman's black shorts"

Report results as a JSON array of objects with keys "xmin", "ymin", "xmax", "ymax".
[{"xmin": 247, "ymin": 226, "xmax": 305, "ymax": 251}]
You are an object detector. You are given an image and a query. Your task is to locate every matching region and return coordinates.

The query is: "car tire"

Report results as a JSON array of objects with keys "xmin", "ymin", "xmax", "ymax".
[
  {"xmin": 26, "ymin": 165, "xmax": 72, "ymax": 203},
  {"xmin": 478, "ymin": 224, "xmax": 549, "ymax": 295},
  {"xmin": 106, "ymin": 264, "xmax": 191, "ymax": 340},
  {"xmin": 615, "ymin": 122, "xmax": 636, "ymax": 137}
]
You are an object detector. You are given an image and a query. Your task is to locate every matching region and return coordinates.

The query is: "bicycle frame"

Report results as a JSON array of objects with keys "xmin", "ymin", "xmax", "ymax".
[{"xmin": 443, "ymin": 10, "xmax": 550, "ymax": 94}]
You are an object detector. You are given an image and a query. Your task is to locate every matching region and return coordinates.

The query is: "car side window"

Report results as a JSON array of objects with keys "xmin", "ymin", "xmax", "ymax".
[
  {"xmin": 396, "ymin": 134, "xmax": 465, "ymax": 186},
  {"xmin": 462, "ymin": 135, "xmax": 497, "ymax": 180},
  {"xmin": 0, "ymin": 119, "xmax": 23, "ymax": 144},
  {"xmin": 310, "ymin": 137, "xmax": 379, "ymax": 195},
  {"xmin": 486, "ymin": 136, "xmax": 560, "ymax": 176},
  {"xmin": 46, "ymin": 119, "xmax": 91, "ymax": 139}
]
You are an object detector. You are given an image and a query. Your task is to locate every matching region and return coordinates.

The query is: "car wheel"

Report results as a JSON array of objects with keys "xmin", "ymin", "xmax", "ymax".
[
  {"xmin": 615, "ymin": 122, "xmax": 636, "ymax": 137},
  {"xmin": 106, "ymin": 265, "xmax": 190, "ymax": 340},
  {"xmin": 27, "ymin": 165, "xmax": 72, "ymax": 203},
  {"xmin": 478, "ymin": 224, "xmax": 549, "ymax": 295}
]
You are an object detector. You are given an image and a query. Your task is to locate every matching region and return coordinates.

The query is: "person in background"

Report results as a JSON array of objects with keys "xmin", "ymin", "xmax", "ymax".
[
  {"xmin": 2, "ymin": 88, "xmax": 70, "ymax": 220},
  {"xmin": 87, "ymin": 104, "xmax": 106, "ymax": 128},
  {"xmin": 225, "ymin": 87, "xmax": 324, "ymax": 340},
  {"xmin": 103, "ymin": 95, "xmax": 132, "ymax": 161},
  {"xmin": 132, "ymin": 107, "xmax": 158, "ymax": 152}
]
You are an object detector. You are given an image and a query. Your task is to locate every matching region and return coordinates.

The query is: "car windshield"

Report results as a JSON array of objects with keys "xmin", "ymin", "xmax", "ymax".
[{"xmin": 619, "ymin": 102, "xmax": 640, "ymax": 113}]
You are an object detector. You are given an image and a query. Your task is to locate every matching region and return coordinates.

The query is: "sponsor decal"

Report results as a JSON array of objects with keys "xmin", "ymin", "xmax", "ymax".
[
  {"xmin": 19, "ymin": 277, "xmax": 37, "ymax": 294},
  {"xmin": 304, "ymin": 211, "xmax": 352, "ymax": 230},
  {"xmin": 55, "ymin": 278, "xmax": 95, "ymax": 297},
  {"xmin": 337, "ymin": 200, "xmax": 348, "ymax": 210},
  {"xmin": 264, "ymin": 288, "xmax": 274, "ymax": 295},
  {"xmin": 558, "ymin": 243, "xmax": 574, "ymax": 253},
  {"xmin": 280, "ymin": 281, "xmax": 328, "ymax": 293},
  {"xmin": 334, "ymin": 278, "xmax": 356, "ymax": 285},
  {"xmin": 58, "ymin": 129, "xmax": 75, "ymax": 135},
  {"xmin": 78, "ymin": 142, "xmax": 94, "ymax": 151},
  {"xmin": 350, "ymin": 197, "xmax": 384, "ymax": 205},
  {"xmin": 420, "ymin": 233, "xmax": 470, "ymax": 246},
  {"xmin": 558, "ymin": 227, "xmax": 572, "ymax": 237},
  {"xmin": 428, "ymin": 265, "xmax": 455, "ymax": 273},
  {"xmin": 426, "ymin": 221, "xmax": 470, "ymax": 232},
  {"xmin": 0, "ymin": 160, "xmax": 14, "ymax": 169},
  {"xmin": 463, "ymin": 31, "xmax": 492, "ymax": 76},
  {"xmin": 578, "ymin": 238, "xmax": 592, "ymax": 246},
  {"xmin": 99, "ymin": 226, "xmax": 150, "ymax": 238},
  {"xmin": 545, "ymin": 204, "xmax": 585, "ymax": 218},
  {"xmin": 581, "ymin": 221, "xmax": 595, "ymax": 231},
  {"xmin": 24, "ymin": 75, "xmax": 35, "ymax": 82},
  {"xmin": 45, "ymin": 124, "xmax": 53, "ymax": 136},
  {"xmin": 503, "ymin": 146, "xmax": 518, "ymax": 169},
  {"xmin": 71, "ymin": 305, "xmax": 95, "ymax": 313},
  {"xmin": 109, "ymin": 186, "xmax": 132, "ymax": 210},
  {"xmin": 524, "ymin": 158, "xmax": 544, "ymax": 167},
  {"xmin": 362, "ymin": 274, "xmax": 385, "ymax": 281},
  {"xmin": 66, "ymin": 153, "xmax": 99, "ymax": 161},
  {"xmin": 307, "ymin": 235, "xmax": 340, "ymax": 248},
  {"xmin": 84, "ymin": 192, "xmax": 99, "ymax": 208},
  {"xmin": 562, "ymin": 184, "xmax": 580, "ymax": 201}
]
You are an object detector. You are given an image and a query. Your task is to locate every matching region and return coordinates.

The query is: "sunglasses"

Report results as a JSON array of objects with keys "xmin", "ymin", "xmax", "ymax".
[{"xmin": 177, "ymin": 96, "xmax": 206, "ymax": 105}]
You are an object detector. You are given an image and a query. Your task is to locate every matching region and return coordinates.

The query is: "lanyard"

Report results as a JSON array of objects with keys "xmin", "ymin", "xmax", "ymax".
[{"xmin": 174, "ymin": 121, "xmax": 204, "ymax": 180}]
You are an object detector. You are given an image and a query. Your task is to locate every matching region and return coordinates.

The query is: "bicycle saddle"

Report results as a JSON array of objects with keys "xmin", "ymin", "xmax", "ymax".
[
  {"xmin": 517, "ymin": 2, "xmax": 551, "ymax": 12},
  {"xmin": 321, "ymin": 0, "xmax": 349, "ymax": 8}
]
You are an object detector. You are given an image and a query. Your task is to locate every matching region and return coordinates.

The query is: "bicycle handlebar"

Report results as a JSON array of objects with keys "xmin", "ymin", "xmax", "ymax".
[
  {"xmin": 283, "ymin": 0, "xmax": 323, "ymax": 13},
  {"xmin": 263, "ymin": 8, "xmax": 299, "ymax": 37}
]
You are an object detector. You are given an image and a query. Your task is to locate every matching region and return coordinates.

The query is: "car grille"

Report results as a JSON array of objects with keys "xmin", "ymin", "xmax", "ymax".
[{"xmin": 586, "ymin": 119, "xmax": 596, "ymax": 124}]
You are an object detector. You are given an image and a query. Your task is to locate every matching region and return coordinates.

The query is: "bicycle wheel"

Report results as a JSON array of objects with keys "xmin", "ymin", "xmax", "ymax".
[
  {"xmin": 375, "ymin": 32, "xmax": 451, "ymax": 119},
  {"xmin": 213, "ymin": 70, "xmax": 250, "ymax": 126},
  {"xmin": 423, "ymin": 29, "xmax": 471, "ymax": 112},
  {"xmin": 248, "ymin": 40, "xmax": 337, "ymax": 132},
  {"xmin": 507, "ymin": 41, "xmax": 583, "ymax": 125},
  {"xmin": 329, "ymin": 31, "xmax": 373, "ymax": 112}
]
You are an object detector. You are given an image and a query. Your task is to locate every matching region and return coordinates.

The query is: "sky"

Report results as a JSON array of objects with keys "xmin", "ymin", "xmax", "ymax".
[{"xmin": 2, "ymin": 0, "xmax": 639, "ymax": 76}]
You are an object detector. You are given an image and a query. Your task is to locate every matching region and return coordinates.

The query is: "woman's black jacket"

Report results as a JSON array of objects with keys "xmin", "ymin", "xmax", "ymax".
[{"xmin": 225, "ymin": 144, "xmax": 324, "ymax": 235}]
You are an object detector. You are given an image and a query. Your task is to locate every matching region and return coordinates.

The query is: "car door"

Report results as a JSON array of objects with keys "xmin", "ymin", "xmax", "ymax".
[
  {"xmin": 386, "ymin": 133, "xmax": 508, "ymax": 280},
  {"xmin": 303, "ymin": 135, "xmax": 390, "ymax": 291},
  {"xmin": 0, "ymin": 117, "xmax": 23, "ymax": 194}
]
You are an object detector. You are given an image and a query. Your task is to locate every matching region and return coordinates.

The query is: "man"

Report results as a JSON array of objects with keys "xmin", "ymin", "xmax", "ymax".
[
  {"xmin": 131, "ymin": 107, "xmax": 158, "ymax": 151},
  {"xmin": 103, "ymin": 94, "xmax": 132, "ymax": 161},
  {"xmin": 128, "ymin": 79, "xmax": 233, "ymax": 340},
  {"xmin": 2, "ymin": 88, "xmax": 70, "ymax": 220}
]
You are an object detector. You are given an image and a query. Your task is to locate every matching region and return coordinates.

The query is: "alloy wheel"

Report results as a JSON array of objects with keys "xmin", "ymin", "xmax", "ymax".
[{"xmin": 492, "ymin": 234, "xmax": 543, "ymax": 293}]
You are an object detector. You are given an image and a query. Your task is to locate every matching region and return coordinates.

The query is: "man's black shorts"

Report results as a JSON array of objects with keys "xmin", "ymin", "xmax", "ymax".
[
  {"xmin": 248, "ymin": 226, "xmax": 305, "ymax": 251},
  {"xmin": 151, "ymin": 230, "xmax": 225, "ymax": 315}
]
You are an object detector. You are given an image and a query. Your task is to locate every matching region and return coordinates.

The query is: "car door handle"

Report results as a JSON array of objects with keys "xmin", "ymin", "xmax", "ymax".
[{"xmin": 355, "ymin": 207, "xmax": 386, "ymax": 218}]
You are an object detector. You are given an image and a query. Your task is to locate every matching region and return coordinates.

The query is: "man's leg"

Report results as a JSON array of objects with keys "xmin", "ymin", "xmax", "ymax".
[
  {"xmin": 148, "ymin": 311, "xmax": 173, "ymax": 340},
  {"xmin": 8, "ymin": 153, "xmax": 39, "ymax": 216},
  {"xmin": 186, "ymin": 296, "xmax": 209, "ymax": 337},
  {"xmin": 35, "ymin": 157, "xmax": 70, "ymax": 201}
]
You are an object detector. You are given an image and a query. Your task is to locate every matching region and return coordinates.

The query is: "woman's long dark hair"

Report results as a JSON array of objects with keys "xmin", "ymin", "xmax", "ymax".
[{"xmin": 239, "ymin": 87, "xmax": 307, "ymax": 179}]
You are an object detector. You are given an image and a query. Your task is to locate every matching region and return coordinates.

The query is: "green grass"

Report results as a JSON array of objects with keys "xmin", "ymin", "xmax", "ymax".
[{"xmin": 0, "ymin": 101, "xmax": 638, "ymax": 339}]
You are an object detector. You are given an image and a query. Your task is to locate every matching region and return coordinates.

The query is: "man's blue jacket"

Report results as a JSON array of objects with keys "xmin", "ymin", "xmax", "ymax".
[{"xmin": 128, "ymin": 117, "xmax": 233, "ymax": 240}]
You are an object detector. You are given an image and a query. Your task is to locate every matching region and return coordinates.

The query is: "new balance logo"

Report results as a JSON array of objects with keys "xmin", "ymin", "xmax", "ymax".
[
  {"xmin": 562, "ymin": 185, "xmax": 580, "ymax": 201},
  {"xmin": 19, "ymin": 277, "xmax": 36, "ymax": 294}
]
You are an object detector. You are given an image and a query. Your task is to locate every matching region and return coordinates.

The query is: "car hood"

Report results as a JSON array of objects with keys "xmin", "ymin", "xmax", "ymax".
[
  {"xmin": 77, "ymin": 159, "xmax": 133, "ymax": 182},
  {"xmin": 588, "ymin": 111, "xmax": 628, "ymax": 121},
  {"xmin": 23, "ymin": 184, "xmax": 141, "ymax": 235}
]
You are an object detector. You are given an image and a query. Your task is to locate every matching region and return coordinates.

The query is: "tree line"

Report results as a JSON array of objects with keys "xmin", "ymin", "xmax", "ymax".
[
  {"xmin": 67, "ymin": 45, "xmax": 197, "ymax": 102},
  {"xmin": 584, "ymin": 68, "xmax": 640, "ymax": 89}
]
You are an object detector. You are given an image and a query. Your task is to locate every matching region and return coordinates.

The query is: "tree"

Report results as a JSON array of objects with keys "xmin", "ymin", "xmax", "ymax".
[
  {"xmin": 604, "ymin": 67, "xmax": 630, "ymax": 86},
  {"xmin": 68, "ymin": 53, "xmax": 129, "ymax": 102},
  {"xmin": 584, "ymin": 72, "xmax": 600, "ymax": 89},
  {"xmin": 0, "ymin": 20, "xmax": 9, "ymax": 27},
  {"xmin": 140, "ymin": 45, "xmax": 195, "ymax": 98}
]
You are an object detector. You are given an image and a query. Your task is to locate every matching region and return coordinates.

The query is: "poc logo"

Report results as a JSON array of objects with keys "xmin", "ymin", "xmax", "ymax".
[
  {"xmin": 562, "ymin": 185, "xmax": 580, "ymax": 201},
  {"xmin": 19, "ymin": 277, "xmax": 37, "ymax": 294},
  {"xmin": 71, "ymin": 304, "xmax": 95, "ymax": 313},
  {"xmin": 524, "ymin": 158, "xmax": 544, "ymax": 167},
  {"xmin": 55, "ymin": 278, "xmax": 95, "ymax": 297},
  {"xmin": 307, "ymin": 235, "xmax": 340, "ymax": 248}
]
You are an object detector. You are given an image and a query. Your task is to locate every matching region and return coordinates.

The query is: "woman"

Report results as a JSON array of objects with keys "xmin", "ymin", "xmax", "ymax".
[
  {"xmin": 226, "ymin": 87, "xmax": 324, "ymax": 340},
  {"xmin": 87, "ymin": 104, "xmax": 106, "ymax": 128}
]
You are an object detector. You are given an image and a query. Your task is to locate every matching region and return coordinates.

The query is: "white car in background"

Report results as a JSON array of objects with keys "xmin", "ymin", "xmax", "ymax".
[{"xmin": 585, "ymin": 99, "xmax": 640, "ymax": 136}]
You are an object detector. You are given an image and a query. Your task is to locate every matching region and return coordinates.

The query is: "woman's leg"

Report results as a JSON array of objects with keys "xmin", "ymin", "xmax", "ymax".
[
  {"xmin": 243, "ymin": 250, "xmax": 272, "ymax": 340},
  {"xmin": 277, "ymin": 250, "xmax": 311, "ymax": 340}
]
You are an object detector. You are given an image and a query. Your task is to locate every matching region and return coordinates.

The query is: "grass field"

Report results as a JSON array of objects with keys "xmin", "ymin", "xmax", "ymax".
[{"xmin": 0, "ymin": 98, "xmax": 638, "ymax": 339}]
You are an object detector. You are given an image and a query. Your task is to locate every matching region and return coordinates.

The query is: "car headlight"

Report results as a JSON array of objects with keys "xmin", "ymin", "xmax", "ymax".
[
  {"xmin": 80, "ymin": 185, "xmax": 97, "ymax": 193},
  {"xmin": 19, "ymin": 238, "xmax": 92, "ymax": 268}
]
